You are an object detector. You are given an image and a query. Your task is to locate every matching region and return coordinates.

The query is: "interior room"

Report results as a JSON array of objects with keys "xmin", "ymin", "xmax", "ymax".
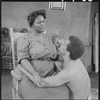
[{"xmin": 1, "ymin": 1, "xmax": 99, "ymax": 99}]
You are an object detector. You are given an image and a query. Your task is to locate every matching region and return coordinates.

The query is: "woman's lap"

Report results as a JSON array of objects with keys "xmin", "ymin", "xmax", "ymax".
[{"xmin": 19, "ymin": 75, "xmax": 69, "ymax": 99}]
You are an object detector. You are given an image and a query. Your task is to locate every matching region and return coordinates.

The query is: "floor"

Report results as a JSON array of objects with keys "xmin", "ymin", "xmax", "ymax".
[
  {"xmin": 1, "ymin": 70, "xmax": 13, "ymax": 99},
  {"xmin": 1, "ymin": 69, "xmax": 99, "ymax": 99},
  {"xmin": 89, "ymin": 72, "xmax": 99, "ymax": 99}
]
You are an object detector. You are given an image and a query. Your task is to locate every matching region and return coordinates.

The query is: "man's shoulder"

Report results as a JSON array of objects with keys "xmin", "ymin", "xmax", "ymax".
[
  {"xmin": 66, "ymin": 62, "xmax": 81, "ymax": 76},
  {"xmin": 77, "ymin": 59, "xmax": 83, "ymax": 64}
]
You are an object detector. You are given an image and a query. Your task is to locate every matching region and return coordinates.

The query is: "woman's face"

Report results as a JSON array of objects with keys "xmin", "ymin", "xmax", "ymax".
[
  {"xmin": 32, "ymin": 15, "xmax": 46, "ymax": 33},
  {"xmin": 59, "ymin": 39, "xmax": 70, "ymax": 55}
]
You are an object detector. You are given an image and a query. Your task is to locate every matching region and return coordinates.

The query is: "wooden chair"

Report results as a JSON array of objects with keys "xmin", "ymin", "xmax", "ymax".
[
  {"xmin": 2, "ymin": 38, "xmax": 13, "ymax": 75},
  {"xmin": 2, "ymin": 56, "xmax": 13, "ymax": 75},
  {"xmin": 10, "ymin": 28, "xmax": 25, "ymax": 99}
]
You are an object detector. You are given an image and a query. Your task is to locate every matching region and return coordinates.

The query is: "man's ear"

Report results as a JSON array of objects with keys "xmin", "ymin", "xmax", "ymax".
[{"xmin": 65, "ymin": 51, "xmax": 70, "ymax": 56}]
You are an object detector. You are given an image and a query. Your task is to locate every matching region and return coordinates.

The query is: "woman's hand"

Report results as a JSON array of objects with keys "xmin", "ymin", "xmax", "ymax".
[
  {"xmin": 17, "ymin": 65, "xmax": 48, "ymax": 87},
  {"xmin": 32, "ymin": 73, "xmax": 43, "ymax": 86},
  {"xmin": 33, "ymin": 73, "xmax": 49, "ymax": 87},
  {"xmin": 52, "ymin": 37, "xmax": 60, "ymax": 49}
]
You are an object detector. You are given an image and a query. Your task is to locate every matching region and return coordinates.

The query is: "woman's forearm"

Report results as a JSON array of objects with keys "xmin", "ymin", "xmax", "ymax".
[
  {"xmin": 17, "ymin": 65, "xmax": 39, "ymax": 85},
  {"xmin": 20, "ymin": 59, "xmax": 37, "ymax": 76},
  {"xmin": 20, "ymin": 59, "xmax": 50, "ymax": 87}
]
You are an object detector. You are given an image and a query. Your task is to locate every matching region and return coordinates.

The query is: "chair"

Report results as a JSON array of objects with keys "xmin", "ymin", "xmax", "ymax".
[
  {"xmin": 2, "ymin": 40, "xmax": 13, "ymax": 75},
  {"xmin": 2, "ymin": 56, "xmax": 13, "ymax": 75},
  {"xmin": 10, "ymin": 28, "xmax": 25, "ymax": 99}
]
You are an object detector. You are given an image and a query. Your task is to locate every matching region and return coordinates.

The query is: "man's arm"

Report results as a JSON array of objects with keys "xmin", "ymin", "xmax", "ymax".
[{"xmin": 35, "ymin": 69, "xmax": 74, "ymax": 87}]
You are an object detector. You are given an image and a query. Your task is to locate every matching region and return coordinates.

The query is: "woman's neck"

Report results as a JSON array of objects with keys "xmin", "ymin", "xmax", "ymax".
[{"xmin": 32, "ymin": 29, "xmax": 43, "ymax": 37}]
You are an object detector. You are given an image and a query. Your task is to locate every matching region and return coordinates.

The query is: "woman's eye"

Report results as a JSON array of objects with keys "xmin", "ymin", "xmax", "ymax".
[{"xmin": 36, "ymin": 21, "xmax": 45, "ymax": 24}]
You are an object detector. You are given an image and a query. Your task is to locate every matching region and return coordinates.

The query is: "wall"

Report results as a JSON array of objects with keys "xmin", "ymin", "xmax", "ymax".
[
  {"xmin": 89, "ymin": 2, "xmax": 99, "ymax": 72},
  {"xmin": 2, "ymin": 2, "xmax": 93, "ymax": 72}
]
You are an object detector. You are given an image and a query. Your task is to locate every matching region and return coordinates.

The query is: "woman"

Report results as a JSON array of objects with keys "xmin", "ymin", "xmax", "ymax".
[{"xmin": 17, "ymin": 9, "xmax": 69, "ymax": 99}]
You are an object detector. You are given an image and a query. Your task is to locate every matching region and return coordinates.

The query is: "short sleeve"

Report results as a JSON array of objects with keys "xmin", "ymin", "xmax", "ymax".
[{"xmin": 17, "ymin": 36, "xmax": 30, "ymax": 64}]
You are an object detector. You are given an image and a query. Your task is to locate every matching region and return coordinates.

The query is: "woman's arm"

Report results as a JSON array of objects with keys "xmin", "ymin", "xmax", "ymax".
[
  {"xmin": 51, "ymin": 37, "xmax": 65, "ymax": 62},
  {"xmin": 18, "ymin": 62, "xmax": 72, "ymax": 88},
  {"xmin": 18, "ymin": 61, "xmax": 66, "ymax": 88},
  {"xmin": 17, "ymin": 65, "xmax": 40, "ymax": 85},
  {"xmin": 17, "ymin": 64, "xmax": 49, "ymax": 86},
  {"xmin": 17, "ymin": 36, "xmax": 38, "ymax": 76},
  {"xmin": 20, "ymin": 59, "xmax": 37, "ymax": 76},
  {"xmin": 20, "ymin": 58, "xmax": 49, "ymax": 87}
]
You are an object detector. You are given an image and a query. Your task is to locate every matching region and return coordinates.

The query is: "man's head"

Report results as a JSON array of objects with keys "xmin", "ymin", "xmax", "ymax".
[{"xmin": 59, "ymin": 36, "xmax": 85, "ymax": 60}]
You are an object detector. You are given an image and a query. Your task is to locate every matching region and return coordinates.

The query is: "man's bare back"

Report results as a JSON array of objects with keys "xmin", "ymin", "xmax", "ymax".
[{"xmin": 66, "ymin": 59, "xmax": 91, "ymax": 99}]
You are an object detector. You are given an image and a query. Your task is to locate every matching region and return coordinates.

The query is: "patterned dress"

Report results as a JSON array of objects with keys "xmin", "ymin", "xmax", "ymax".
[{"xmin": 17, "ymin": 32, "xmax": 69, "ymax": 99}]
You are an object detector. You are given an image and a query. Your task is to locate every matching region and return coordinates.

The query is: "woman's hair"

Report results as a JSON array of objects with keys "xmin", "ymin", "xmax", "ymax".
[
  {"xmin": 67, "ymin": 36, "xmax": 85, "ymax": 60},
  {"xmin": 27, "ymin": 9, "xmax": 46, "ymax": 27}
]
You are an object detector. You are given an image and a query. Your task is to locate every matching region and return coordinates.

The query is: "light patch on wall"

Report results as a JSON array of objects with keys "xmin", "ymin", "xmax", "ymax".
[{"xmin": 49, "ymin": 2, "xmax": 66, "ymax": 11}]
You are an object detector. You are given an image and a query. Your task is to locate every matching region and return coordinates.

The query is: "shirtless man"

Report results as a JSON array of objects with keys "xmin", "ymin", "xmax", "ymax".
[
  {"xmin": 17, "ymin": 36, "xmax": 91, "ymax": 99},
  {"xmin": 31, "ymin": 36, "xmax": 91, "ymax": 99}
]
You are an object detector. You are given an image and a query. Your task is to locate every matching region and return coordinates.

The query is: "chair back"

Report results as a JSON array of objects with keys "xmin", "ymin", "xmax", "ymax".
[{"xmin": 10, "ymin": 28, "xmax": 25, "ymax": 70}]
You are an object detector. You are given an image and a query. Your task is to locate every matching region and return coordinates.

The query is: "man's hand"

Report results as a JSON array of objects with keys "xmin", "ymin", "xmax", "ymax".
[{"xmin": 33, "ymin": 73, "xmax": 49, "ymax": 87}]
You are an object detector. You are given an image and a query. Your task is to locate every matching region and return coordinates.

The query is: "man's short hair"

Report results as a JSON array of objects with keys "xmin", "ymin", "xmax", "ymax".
[{"xmin": 67, "ymin": 36, "xmax": 85, "ymax": 60}]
